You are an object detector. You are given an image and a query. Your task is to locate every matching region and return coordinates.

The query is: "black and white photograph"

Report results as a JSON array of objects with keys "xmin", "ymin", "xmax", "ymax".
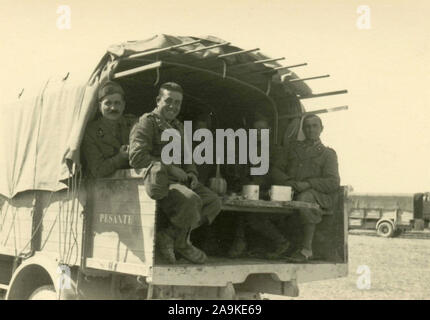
[{"xmin": 0, "ymin": 0, "xmax": 429, "ymax": 303}]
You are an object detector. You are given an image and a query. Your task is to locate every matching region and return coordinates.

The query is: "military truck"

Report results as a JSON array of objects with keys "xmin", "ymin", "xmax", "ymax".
[
  {"xmin": 0, "ymin": 34, "xmax": 348, "ymax": 299},
  {"xmin": 348, "ymin": 193, "xmax": 430, "ymax": 237}
]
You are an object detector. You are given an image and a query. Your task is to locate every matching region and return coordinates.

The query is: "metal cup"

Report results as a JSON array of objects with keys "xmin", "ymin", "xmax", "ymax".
[
  {"xmin": 242, "ymin": 185, "xmax": 259, "ymax": 200},
  {"xmin": 269, "ymin": 185, "xmax": 293, "ymax": 201}
]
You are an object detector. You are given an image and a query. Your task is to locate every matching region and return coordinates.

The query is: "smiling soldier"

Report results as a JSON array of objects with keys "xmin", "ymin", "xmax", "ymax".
[
  {"xmin": 272, "ymin": 114, "xmax": 340, "ymax": 262},
  {"xmin": 82, "ymin": 81, "xmax": 136, "ymax": 178},
  {"xmin": 129, "ymin": 82, "xmax": 221, "ymax": 264}
]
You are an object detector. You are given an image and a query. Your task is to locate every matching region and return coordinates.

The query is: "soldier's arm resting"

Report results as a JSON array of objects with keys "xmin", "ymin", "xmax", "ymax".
[
  {"xmin": 271, "ymin": 148, "xmax": 295, "ymax": 186},
  {"xmin": 307, "ymin": 149, "xmax": 340, "ymax": 193},
  {"xmin": 82, "ymin": 134, "xmax": 128, "ymax": 178},
  {"xmin": 129, "ymin": 117, "xmax": 161, "ymax": 168}
]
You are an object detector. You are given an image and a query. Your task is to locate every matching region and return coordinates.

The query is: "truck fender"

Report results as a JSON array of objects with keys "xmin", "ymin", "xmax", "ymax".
[
  {"xmin": 376, "ymin": 218, "xmax": 396, "ymax": 230},
  {"xmin": 6, "ymin": 254, "xmax": 77, "ymax": 300}
]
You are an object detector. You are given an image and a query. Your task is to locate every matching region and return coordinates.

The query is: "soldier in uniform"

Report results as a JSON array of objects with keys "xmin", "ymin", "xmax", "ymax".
[
  {"xmin": 82, "ymin": 81, "xmax": 137, "ymax": 178},
  {"xmin": 129, "ymin": 82, "xmax": 221, "ymax": 264},
  {"xmin": 228, "ymin": 114, "xmax": 290, "ymax": 259},
  {"xmin": 272, "ymin": 114, "xmax": 340, "ymax": 262}
]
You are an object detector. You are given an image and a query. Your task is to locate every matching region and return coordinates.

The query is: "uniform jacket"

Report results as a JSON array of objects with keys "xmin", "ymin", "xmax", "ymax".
[
  {"xmin": 129, "ymin": 111, "xmax": 198, "ymax": 177},
  {"xmin": 81, "ymin": 114, "xmax": 137, "ymax": 178},
  {"xmin": 272, "ymin": 139, "xmax": 340, "ymax": 209}
]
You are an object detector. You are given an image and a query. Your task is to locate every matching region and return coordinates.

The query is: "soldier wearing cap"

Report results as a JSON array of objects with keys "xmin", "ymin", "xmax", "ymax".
[
  {"xmin": 129, "ymin": 82, "xmax": 221, "ymax": 265},
  {"xmin": 272, "ymin": 114, "xmax": 340, "ymax": 262},
  {"xmin": 82, "ymin": 81, "xmax": 137, "ymax": 178}
]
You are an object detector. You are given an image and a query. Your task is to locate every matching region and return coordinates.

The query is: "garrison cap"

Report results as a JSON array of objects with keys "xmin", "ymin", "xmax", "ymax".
[{"xmin": 98, "ymin": 81, "xmax": 125, "ymax": 101}]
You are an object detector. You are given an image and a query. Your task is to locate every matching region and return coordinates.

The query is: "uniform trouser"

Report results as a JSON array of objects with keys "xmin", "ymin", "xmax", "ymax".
[
  {"xmin": 245, "ymin": 214, "xmax": 287, "ymax": 244},
  {"xmin": 158, "ymin": 182, "xmax": 221, "ymax": 231},
  {"xmin": 295, "ymin": 190, "xmax": 323, "ymax": 225}
]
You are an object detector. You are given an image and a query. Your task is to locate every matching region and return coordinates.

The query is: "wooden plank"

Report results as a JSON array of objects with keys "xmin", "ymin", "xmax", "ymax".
[
  {"xmin": 151, "ymin": 260, "xmax": 348, "ymax": 286},
  {"xmin": 92, "ymin": 180, "xmax": 154, "ymax": 204},
  {"xmin": 91, "ymin": 244, "xmax": 150, "ymax": 265},
  {"xmin": 349, "ymin": 209, "xmax": 365, "ymax": 218},
  {"xmin": 222, "ymin": 198, "xmax": 320, "ymax": 214},
  {"xmin": 86, "ymin": 257, "xmax": 150, "ymax": 276},
  {"xmin": 0, "ymin": 246, "xmax": 18, "ymax": 257},
  {"xmin": 40, "ymin": 240, "xmax": 81, "ymax": 265},
  {"xmin": 93, "ymin": 212, "xmax": 155, "ymax": 228},
  {"xmin": 92, "ymin": 226, "xmax": 154, "ymax": 249},
  {"xmin": 37, "ymin": 189, "xmax": 85, "ymax": 265},
  {"xmin": 89, "ymin": 178, "xmax": 156, "ymax": 270},
  {"xmin": 0, "ymin": 203, "xmax": 33, "ymax": 254},
  {"xmin": 92, "ymin": 199, "xmax": 156, "ymax": 215}
]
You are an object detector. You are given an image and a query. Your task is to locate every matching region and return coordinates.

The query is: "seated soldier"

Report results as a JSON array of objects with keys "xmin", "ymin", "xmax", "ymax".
[
  {"xmin": 228, "ymin": 114, "xmax": 290, "ymax": 259},
  {"xmin": 82, "ymin": 81, "xmax": 136, "ymax": 178},
  {"xmin": 272, "ymin": 114, "xmax": 340, "ymax": 262},
  {"xmin": 129, "ymin": 82, "xmax": 221, "ymax": 264}
]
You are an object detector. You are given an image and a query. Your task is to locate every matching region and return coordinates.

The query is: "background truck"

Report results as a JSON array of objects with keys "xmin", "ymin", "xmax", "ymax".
[
  {"xmin": 0, "ymin": 34, "xmax": 349, "ymax": 299},
  {"xmin": 347, "ymin": 193, "xmax": 430, "ymax": 237}
]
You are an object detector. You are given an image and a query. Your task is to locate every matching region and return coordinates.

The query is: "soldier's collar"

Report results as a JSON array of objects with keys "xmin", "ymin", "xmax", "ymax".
[
  {"xmin": 151, "ymin": 111, "xmax": 180, "ymax": 126},
  {"xmin": 303, "ymin": 138, "xmax": 322, "ymax": 146},
  {"xmin": 100, "ymin": 116, "xmax": 123, "ymax": 129}
]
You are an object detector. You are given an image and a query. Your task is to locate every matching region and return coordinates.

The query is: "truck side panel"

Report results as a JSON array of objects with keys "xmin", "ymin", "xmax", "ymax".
[
  {"xmin": 0, "ymin": 191, "xmax": 35, "ymax": 257},
  {"xmin": 86, "ymin": 178, "xmax": 156, "ymax": 274},
  {"xmin": 38, "ymin": 189, "xmax": 85, "ymax": 265}
]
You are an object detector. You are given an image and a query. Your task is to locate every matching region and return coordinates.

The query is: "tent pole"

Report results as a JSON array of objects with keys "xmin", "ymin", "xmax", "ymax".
[
  {"xmin": 298, "ymin": 89, "xmax": 348, "ymax": 99},
  {"xmin": 289, "ymin": 74, "xmax": 330, "ymax": 82},
  {"xmin": 279, "ymin": 105, "xmax": 349, "ymax": 120}
]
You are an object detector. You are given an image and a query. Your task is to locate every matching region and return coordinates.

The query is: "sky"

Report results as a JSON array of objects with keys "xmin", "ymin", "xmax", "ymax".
[{"xmin": 0, "ymin": 0, "xmax": 429, "ymax": 193}]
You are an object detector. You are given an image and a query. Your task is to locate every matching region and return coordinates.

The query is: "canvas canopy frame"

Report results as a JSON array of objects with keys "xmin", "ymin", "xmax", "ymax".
[{"xmin": 0, "ymin": 34, "xmax": 347, "ymax": 199}]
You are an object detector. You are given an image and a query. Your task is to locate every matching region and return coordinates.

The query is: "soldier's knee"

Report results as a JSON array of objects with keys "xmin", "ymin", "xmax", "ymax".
[
  {"xmin": 144, "ymin": 161, "xmax": 169, "ymax": 200},
  {"xmin": 211, "ymin": 197, "xmax": 222, "ymax": 212},
  {"xmin": 296, "ymin": 190, "xmax": 316, "ymax": 203}
]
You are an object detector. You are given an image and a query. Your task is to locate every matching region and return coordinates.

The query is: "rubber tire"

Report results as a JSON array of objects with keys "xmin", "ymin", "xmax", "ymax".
[
  {"xmin": 377, "ymin": 221, "xmax": 394, "ymax": 238},
  {"xmin": 28, "ymin": 285, "xmax": 57, "ymax": 300}
]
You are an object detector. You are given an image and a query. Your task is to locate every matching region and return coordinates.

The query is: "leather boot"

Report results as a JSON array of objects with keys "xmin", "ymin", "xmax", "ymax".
[
  {"xmin": 155, "ymin": 225, "xmax": 177, "ymax": 264},
  {"xmin": 174, "ymin": 229, "xmax": 208, "ymax": 264}
]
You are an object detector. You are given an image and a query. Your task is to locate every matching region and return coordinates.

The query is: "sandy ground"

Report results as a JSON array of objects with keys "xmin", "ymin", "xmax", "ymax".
[
  {"xmin": 1, "ymin": 234, "xmax": 428, "ymax": 300},
  {"xmin": 270, "ymin": 234, "xmax": 430, "ymax": 300}
]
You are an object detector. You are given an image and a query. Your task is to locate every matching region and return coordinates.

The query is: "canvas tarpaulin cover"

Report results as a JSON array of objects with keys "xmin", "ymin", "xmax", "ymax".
[
  {"xmin": 0, "ymin": 77, "xmax": 98, "ymax": 198},
  {"xmin": 0, "ymin": 34, "xmax": 312, "ymax": 199}
]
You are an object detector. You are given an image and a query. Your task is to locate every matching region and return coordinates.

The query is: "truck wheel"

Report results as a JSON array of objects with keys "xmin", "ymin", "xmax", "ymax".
[
  {"xmin": 28, "ymin": 285, "xmax": 57, "ymax": 300},
  {"xmin": 377, "ymin": 222, "xmax": 394, "ymax": 238}
]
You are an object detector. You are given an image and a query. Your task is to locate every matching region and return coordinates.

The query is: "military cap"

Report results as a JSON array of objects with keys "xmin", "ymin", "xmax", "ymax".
[{"xmin": 98, "ymin": 81, "xmax": 125, "ymax": 101}]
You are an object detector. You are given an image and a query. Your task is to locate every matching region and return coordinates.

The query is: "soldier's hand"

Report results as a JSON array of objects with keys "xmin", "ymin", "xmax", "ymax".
[
  {"xmin": 168, "ymin": 165, "xmax": 188, "ymax": 183},
  {"xmin": 187, "ymin": 173, "xmax": 198, "ymax": 189},
  {"xmin": 119, "ymin": 145, "xmax": 129, "ymax": 159}
]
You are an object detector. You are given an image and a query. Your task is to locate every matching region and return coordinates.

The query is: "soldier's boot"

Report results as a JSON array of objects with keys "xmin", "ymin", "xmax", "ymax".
[
  {"xmin": 197, "ymin": 218, "xmax": 220, "ymax": 256},
  {"xmin": 228, "ymin": 236, "xmax": 247, "ymax": 258},
  {"xmin": 265, "ymin": 239, "xmax": 291, "ymax": 260},
  {"xmin": 174, "ymin": 228, "xmax": 208, "ymax": 264},
  {"xmin": 287, "ymin": 248, "xmax": 313, "ymax": 263},
  {"xmin": 155, "ymin": 225, "xmax": 177, "ymax": 264}
]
